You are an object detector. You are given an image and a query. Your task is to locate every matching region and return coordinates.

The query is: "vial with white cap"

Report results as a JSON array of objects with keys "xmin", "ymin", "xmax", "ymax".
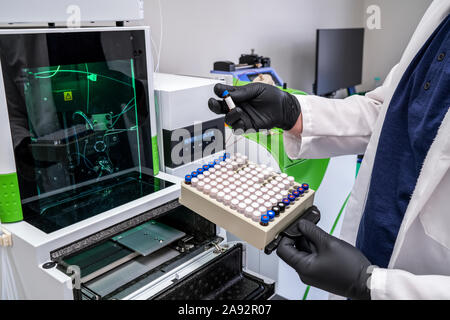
[
  {"xmin": 203, "ymin": 185, "xmax": 212, "ymax": 195},
  {"xmin": 264, "ymin": 201, "xmax": 273, "ymax": 210},
  {"xmin": 245, "ymin": 206, "xmax": 254, "ymax": 219},
  {"xmin": 251, "ymin": 202, "xmax": 260, "ymax": 211},
  {"xmin": 222, "ymin": 90, "xmax": 236, "ymax": 111},
  {"xmin": 256, "ymin": 173, "xmax": 265, "ymax": 183},
  {"xmin": 210, "ymin": 188, "xmax": 218, "ymax": 199},
  {"xmin": 270, "ymin": 198, "xmax": 279, "ymax": 207},
  {"xmin": 231, "ymin": 199, "xmax": 240, "ymax": 210},
  {"xmin": 252, "ymin": 210, "xmax": 261, "ymax": 223},
  {"xmin": 191, "ymin": 177, "xmax": 199, "ymax": 187},
  {"xmin": 248, "ymin": 187, "xmax": 256, "ymax": 194},
  {"xmin": 224, "ymin": 195, "xmax": 232, "ymax": 206},
  {"xmin": 238, "ymin": 203, "xmax": 247, "ymax": 214},
  {"xmin": 209, "ymin": 180, "xmax": 218, "ymax": 188},
  {"xmin": 217, "ymin": 191, "xmax": 225, "ymax": 203},
  {"xmin": 197, "ymin": 181, "xmax": 205, "ymax": 191}
]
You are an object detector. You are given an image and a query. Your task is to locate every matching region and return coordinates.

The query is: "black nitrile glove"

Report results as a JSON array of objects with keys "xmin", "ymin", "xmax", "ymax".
[
  {"xmin": 208, "ymin": 83, "xmax": 301, "ymax": 132},
  {"xmin": 277, "ymin": 219, "xmax": 372, "ymax": 300}
]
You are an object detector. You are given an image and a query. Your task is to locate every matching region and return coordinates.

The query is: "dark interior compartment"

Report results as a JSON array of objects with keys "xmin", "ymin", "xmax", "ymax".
[
  {"xmin": 152, "ymin": 243, "xmax": 274, "ymax": 300},
  {"xmin": 55, "ymin": 201, "xmax": 218, "ymax": 300}
]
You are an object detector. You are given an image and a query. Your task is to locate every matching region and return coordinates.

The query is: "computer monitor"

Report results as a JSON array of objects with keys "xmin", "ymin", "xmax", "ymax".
[{"xmin": 313, "ymin": 28, "xmax": 364, "ymax": 96}]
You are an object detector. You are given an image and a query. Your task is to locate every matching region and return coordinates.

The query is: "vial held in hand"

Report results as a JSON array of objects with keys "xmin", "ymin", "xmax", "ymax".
[{"xmin": 222, "ymin": 90, "xmax": 236, "ymax": 111}]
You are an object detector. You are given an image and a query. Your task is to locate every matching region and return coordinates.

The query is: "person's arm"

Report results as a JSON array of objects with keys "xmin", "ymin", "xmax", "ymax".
[
  {"xmin": 284, "ymin": 64, "xmax": 399, "ymax": 159},
  {"xmin": 369, "ymin": 268, "xmax": 450, "ymax": 300},
  {"xmin": 276, "ymin": 219, "xmax": 450, "ymax": 300}
]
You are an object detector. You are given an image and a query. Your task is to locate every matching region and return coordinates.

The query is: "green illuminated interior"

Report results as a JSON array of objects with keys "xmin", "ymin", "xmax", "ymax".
[{"xmin": 15, "ymin": 59, "xmax": 169, "ymax": 233}]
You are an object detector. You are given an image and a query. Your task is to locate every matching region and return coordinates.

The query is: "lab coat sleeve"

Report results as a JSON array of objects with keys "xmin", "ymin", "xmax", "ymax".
[
  {"xmin": 370, "ymin": 268, "xmax": 450, "ymax": 300},
  {"xmin": 283, "ymin": 65, "xmax": 398, "ymax": 159}
]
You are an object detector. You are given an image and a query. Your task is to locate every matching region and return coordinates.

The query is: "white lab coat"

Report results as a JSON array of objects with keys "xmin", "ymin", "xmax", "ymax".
[{"xmin": 283, "ymin": 0, "xmax": 450, "ymax": 300}]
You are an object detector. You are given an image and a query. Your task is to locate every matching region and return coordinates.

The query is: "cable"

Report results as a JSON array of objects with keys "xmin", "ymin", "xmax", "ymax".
[
  {"xmin": 72, "ymin": 111, "xmax": 94, "ymax": 130},
  {"xmin": 110, "ymin": 97, "xmax": 136, "ymax": 128},
  {"xmin": 33, "ymin": 70, "xmax": 132, "ymax": 87},
  {"xmin": 32, "ymin": 65, "xmax": 60, "ymax": 79},
  {"xmin": 85, "ymin": 63, "xmax": 90, "ymax": 114}
]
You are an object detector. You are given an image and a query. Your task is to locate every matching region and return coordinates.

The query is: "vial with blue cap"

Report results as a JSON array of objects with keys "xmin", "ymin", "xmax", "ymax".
[
  {"xmin": 297, "ymin": 187, "xmax": 305, "ymax": 195},
  {"xmin": 209, "ymin": 161, "xmax": 215, "ymax": 168},
  {"xmin": 222, "ymin": 90, "xmax": 236, "ymax": 111},
  {"xmin": 282, "ymin": 198, "xmax": 290, "ymax": 206},
  {"xmin": 302, "ymin": 183, "xmax": 309, "ymax": 192},
  {"xmin": 288, "ymin": 194, "xmax": 296, "ymax": 203},
  {"xmin": 202, "ymin": 164, "xmax": 210, "ymax": 171},
  {"xmin": 292, "ymin": 190, "xmax": 300, "ymax": 198},
  {"xmin": 191, "ymin": 171, "xmax": 199, "ymax": 178},
  {"xmin": 260, "ymin": 215, "xmax": 270, "ymax": 227},
  {"xmin": 197, "ymin": 168, "xmax": 204, "ymax": 175},
  {"xmin": 267, "ymin": 210, "xmax": 276, "ymax": 221},
  {"xmin": 185, "ymin": 175, "xmax": 192, "ymax": 185}
]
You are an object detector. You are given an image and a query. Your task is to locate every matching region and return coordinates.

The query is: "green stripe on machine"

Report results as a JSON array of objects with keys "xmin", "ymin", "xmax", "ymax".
[
  {"xmin": 0, "ymin": 173, "xmax": 23, "ymax": 223},
  {"xmin": 152, "ymin": 135, "xmax": 160, "ymax": 176}
]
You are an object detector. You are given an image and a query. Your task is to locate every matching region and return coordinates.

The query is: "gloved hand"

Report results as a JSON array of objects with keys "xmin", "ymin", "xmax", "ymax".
[
  {"xmin": 208, "ymin": 83, "xmax": 301, "ymax": 132},
  {"xmin": 277, "ymin": 219, "xmax": 373, "ymax": 300}
]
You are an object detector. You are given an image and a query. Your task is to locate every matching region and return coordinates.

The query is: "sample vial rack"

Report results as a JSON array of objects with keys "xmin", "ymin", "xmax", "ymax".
[{"xmin": 179, "ymin": 153, "xmax": 315, "ymax": 250}]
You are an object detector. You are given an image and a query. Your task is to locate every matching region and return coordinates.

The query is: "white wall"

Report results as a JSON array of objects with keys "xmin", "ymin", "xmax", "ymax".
[
  {"xmin": 144, "ymin": 0, "xmax": 365, "ymax": 93},
  {"xmin": 360, "ymin": 0, "xmax": 432, "ymax": 91},
  {"xmin": 144, "ymin": 0, "xmax": 433, "ymax": 94}
]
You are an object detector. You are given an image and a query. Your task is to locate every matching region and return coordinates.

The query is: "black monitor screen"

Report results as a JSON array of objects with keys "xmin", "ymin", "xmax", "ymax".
[{"xmin": 314, "ymin": 28, "xmax": 364, "ymax": 96}]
